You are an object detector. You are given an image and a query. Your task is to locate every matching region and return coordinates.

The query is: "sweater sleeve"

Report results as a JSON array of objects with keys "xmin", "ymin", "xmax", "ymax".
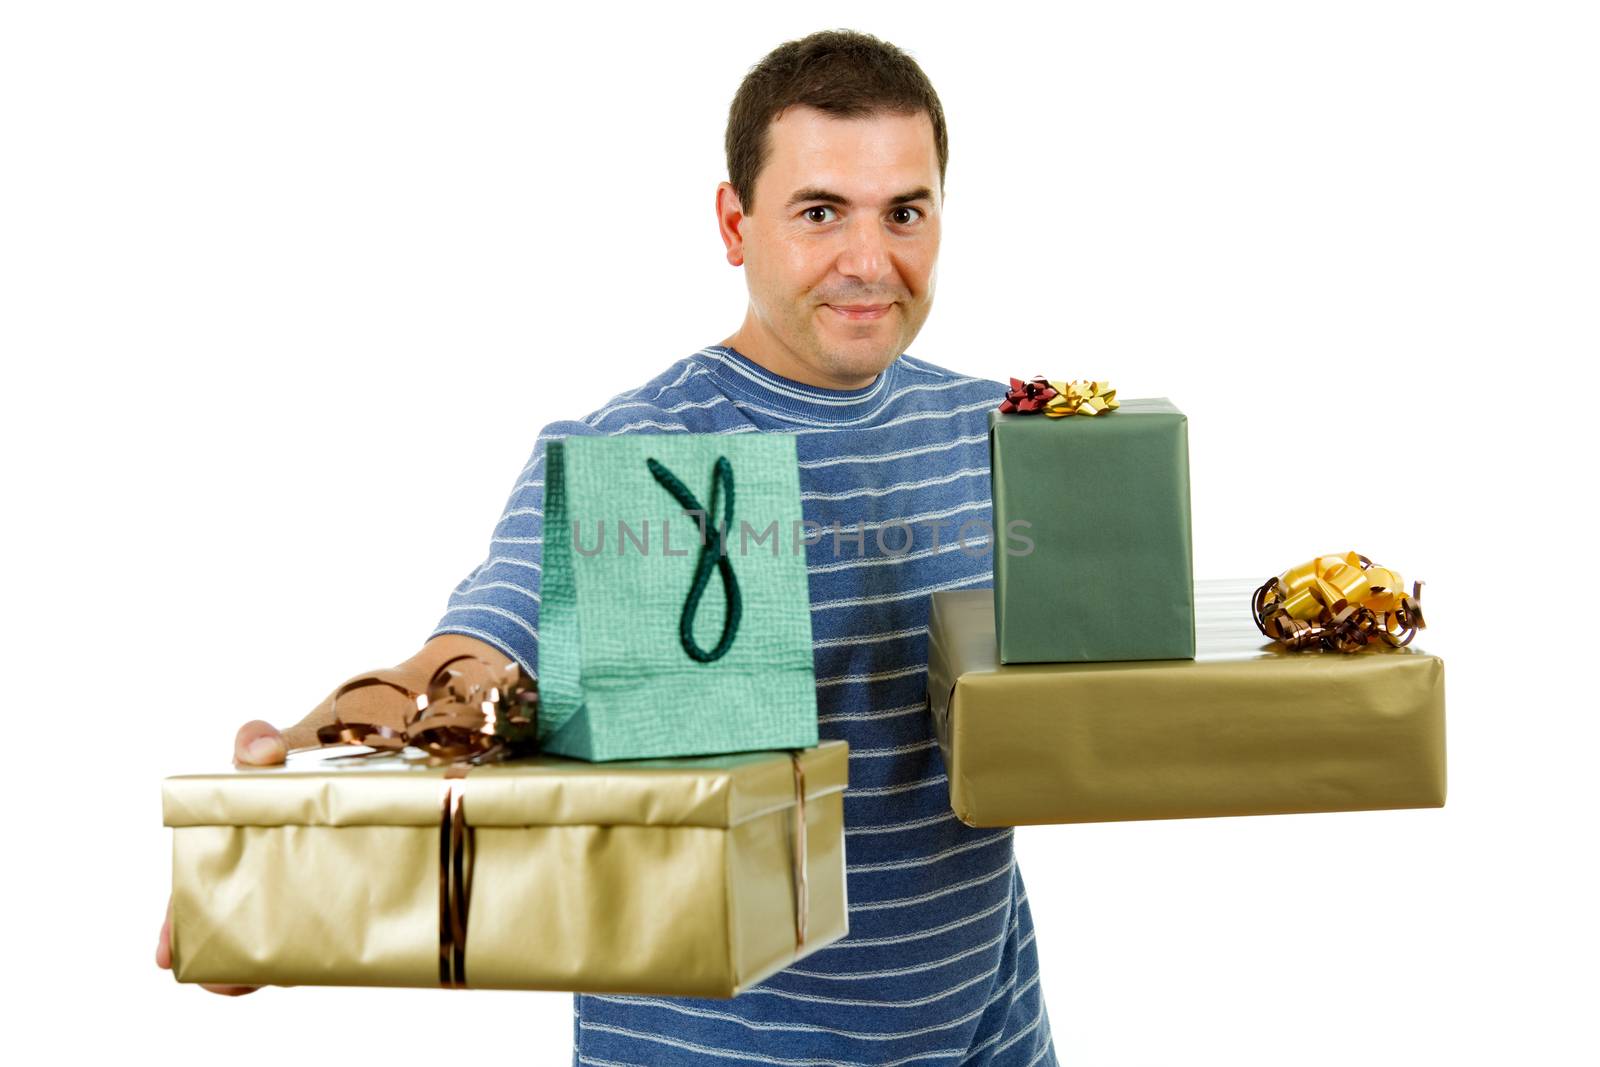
[{"xmin": 428, "ymin": 418, "xmax": 601, "ymax": 676}]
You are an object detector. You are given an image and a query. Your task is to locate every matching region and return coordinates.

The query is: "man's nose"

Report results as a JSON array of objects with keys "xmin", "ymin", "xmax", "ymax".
[{"xmin": 834, "ymin": 214, "xmax": 894, "ymax": 287}]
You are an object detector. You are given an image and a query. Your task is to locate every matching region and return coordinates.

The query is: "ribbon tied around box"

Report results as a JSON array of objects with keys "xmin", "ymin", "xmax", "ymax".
[{"xmin": 310, "ymin": 654, "xmax": 810, "ymax": 988}]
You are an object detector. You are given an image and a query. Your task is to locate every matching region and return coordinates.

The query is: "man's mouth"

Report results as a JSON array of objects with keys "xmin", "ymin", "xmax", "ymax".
[{"xmin": 825, "ymin": 303, "xmax": 893, "ymax": 321}]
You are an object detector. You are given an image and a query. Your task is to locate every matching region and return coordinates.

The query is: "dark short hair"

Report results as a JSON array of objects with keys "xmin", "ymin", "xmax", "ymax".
[{"xmin": 725, "ymin": 29, "xmax": 948, "ymax": 215}]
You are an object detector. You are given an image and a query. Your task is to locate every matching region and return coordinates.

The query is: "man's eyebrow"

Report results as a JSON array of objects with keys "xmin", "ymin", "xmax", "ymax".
[{"xmin": 784, "ymin": 186, "xmax": 935, "ymax": 211}]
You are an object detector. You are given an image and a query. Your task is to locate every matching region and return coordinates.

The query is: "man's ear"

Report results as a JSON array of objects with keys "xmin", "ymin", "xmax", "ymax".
[{"xmin": 715, "ymin": 181, "xmax": 746, "ymax": 267}]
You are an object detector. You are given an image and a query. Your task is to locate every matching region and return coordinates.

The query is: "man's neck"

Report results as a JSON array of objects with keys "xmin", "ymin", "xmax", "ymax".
[{"xmin": 718, "ymin": 326, "xmax": 880, "ymax": 392}]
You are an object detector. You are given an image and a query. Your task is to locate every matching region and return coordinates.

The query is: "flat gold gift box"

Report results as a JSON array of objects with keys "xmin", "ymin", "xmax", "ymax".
[
  {"xmin": 162, "ymin": 740, "xmax": 848, "ymax": 996},
  {"xmin": 928, "ymin": 579, "xmax": 1446, "ymax": 827}
]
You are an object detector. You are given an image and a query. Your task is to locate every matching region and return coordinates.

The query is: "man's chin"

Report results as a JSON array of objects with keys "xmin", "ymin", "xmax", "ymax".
[{"xmin": 812, "ymin": 335, "xmax": 903, "ymax": 382}]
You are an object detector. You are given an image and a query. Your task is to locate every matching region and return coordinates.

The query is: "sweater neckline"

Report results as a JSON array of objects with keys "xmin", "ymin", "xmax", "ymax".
[{"xmin": 698, "ymin": 344, "xmax": 899, "ymax": 424}]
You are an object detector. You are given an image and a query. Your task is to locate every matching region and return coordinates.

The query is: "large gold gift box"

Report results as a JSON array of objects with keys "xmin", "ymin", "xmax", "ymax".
[
  {"xmin": 927, "ymin": 579, "xmax": 1446, "ymax": 827},
  {"xmin": 162, "ymin": 740, "xmax": 848, "ymax": 996}
]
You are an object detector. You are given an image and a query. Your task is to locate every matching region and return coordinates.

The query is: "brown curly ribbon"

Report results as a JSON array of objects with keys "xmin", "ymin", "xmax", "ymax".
[
  {"xmin": 311, "ymin": 658, "xmax": 812, "ymax": 985},
  {"xmin": 314, "ymin": 654, "xmax": 541, "ymax": 766},
  {"xmin": 312, "ymin": 655, "xmax": 538, "ymax": 987},
  {"xmin": 1252, "ymin": 551, "xmax": 1427, "ymax": 653}
]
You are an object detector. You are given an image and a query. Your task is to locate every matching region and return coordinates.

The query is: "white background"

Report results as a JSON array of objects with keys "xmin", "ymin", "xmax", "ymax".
[{"xmin": 4, "ymin": 2, "xmax": 1596, "ymax": 1063}]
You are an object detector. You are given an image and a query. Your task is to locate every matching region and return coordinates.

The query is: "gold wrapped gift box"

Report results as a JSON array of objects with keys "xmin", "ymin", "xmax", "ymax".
[
  {"xmin": 927, "ymin": 579, "xmax": 1446, "ymax": 827},
  {"xmin": 162, "ymin": 740, "xmax": 848, "ymax": 996}
]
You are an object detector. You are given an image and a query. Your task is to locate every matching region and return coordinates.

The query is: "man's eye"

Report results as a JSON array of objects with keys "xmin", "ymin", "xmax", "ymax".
[
  {"xmin": 804, "ymin": 206, "xmax": 837, "ymax": 224},
  {"xmin": 890, "ymin": 206, "xmax": 924, "ymax": 225}
]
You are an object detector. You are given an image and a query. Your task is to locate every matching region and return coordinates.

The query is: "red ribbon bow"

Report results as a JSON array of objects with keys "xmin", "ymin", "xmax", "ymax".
[{"xmin": 998, "ymin": 376, "xmax": 1058, "ymax": 414}]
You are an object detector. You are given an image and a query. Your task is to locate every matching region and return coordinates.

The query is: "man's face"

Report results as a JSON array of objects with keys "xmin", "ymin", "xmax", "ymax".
[{"xmin": 717, "ymin": 105, "xmax": 942, "ymax": 390}]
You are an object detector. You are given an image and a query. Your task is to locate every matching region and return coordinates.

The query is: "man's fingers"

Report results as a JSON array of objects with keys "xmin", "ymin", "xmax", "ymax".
[
  {"xmin": 234, "ymin": 720, "xmax": 286, "ymax": 766},
  {"xmin": 162, "ymin": 890, "xmax": 262, "ymax": 992},
  {"xmin": 156, "ymin": 894, "xmax": 173, "ymax": 969},
  {"xmin": 200, "ymin": 982, "xmax": 263, "ymax": 996},
  {"xmin": 207, "ymin": 724, "xmax": 276, "ymax": 992},
  {"xmin": 170, "ymin": 727, "xmax": 280, "ymax": 995}
]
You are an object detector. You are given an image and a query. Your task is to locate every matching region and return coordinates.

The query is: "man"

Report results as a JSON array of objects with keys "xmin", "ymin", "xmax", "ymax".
[{"xmin": 158, "ymin": 28, "xmax": 1057, "ymax": 1065}]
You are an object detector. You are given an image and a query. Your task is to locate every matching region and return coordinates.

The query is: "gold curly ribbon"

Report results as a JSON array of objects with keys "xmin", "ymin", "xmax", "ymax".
[
  {"xmin": 1043, "ymin": 379, "xmax": 1118, "ymax": 417},
  {"xmin": 1252, "ymin": 551, "xmax": 1427, "ymax": 653}
]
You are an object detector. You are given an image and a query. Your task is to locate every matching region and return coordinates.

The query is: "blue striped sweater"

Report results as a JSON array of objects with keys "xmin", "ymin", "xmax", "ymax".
[{"xmin": 432, "ymin": 344, "xmax": 1057, "ymax": 1066}]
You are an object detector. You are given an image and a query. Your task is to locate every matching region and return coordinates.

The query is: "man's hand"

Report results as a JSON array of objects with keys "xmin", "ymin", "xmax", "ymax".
[
  {"xmin": 155, "ymin": 637, "xmax": 515, "ymax": 995},
  {"xmin": 154, "ymin": 720, "xmax": 288, "ymax": 994}
]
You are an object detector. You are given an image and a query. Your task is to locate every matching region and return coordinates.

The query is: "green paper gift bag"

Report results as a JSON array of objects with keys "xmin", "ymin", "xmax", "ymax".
[{"xmin": 539, "ymin": 433, "xmax": 820, "ymax": 760}]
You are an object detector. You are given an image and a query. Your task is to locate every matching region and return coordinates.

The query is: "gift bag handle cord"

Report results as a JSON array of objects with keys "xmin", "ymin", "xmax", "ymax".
[{"xmin": 646, "ymin": 455, "xmax": 743, "ymax": 662}]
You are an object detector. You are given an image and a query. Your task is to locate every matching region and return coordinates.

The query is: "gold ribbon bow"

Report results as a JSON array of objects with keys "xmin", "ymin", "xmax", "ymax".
[
  {"xmin": 311, "ymin": 656, "xmax": 811, "ymax": 988},
  {"xmin": 1252, "ymin": 551, "xmax": 1427, "ymax": 652},
  {"xmin": 1043, "ymin": 379, "xmax": 1118, "ymax": 417}
]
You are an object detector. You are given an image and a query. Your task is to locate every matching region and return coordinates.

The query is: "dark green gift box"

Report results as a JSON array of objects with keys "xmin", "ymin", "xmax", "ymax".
[{"xmin": 989, "ymin": 399, "xmax": 1195, "ymax": 663}]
